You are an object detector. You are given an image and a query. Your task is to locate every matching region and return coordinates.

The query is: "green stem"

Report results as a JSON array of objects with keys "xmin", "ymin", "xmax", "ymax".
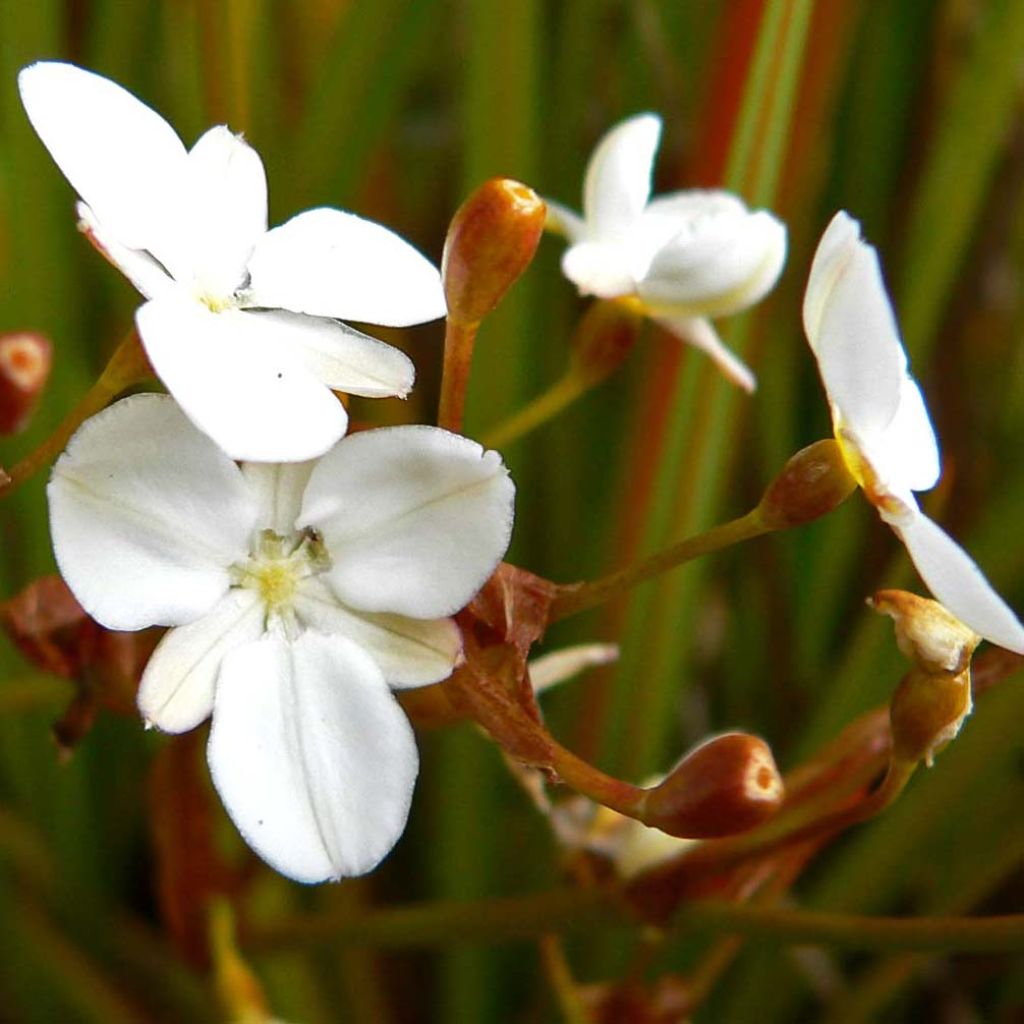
[
  {"xmin": 1, "ymin": 331, "xmax": 151, "ymax": 497},
  {"xmin": 550, "ymin": 507, "xmax": 769, "ymax": 621},
  {"xmin": 481, "ymin": 373, "xmax": 587, "ymax": 450},
  {"xmin": 249, "ymin": 888, "xmax": 620, "ymax": 951},
  {"xmin": 675, "ymin": 903, "xmax": 1024, "ymax": 954}
]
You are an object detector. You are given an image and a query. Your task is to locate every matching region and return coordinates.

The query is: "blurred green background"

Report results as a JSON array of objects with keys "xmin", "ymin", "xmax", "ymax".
[{"xmin": 1, "ymin": 1, "xmax": 1024, "ymax": 1020}]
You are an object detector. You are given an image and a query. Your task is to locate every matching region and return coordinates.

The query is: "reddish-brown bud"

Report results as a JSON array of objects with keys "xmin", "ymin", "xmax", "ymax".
[
  {"xmin": 0, "ymin": 332, "xmax": 52, "ymax": 434},
  {"xmin": 640, "ymin": 732, "xmax": 784, "ymax": 839},
  {"xmin": 889, "ymin": 666, "xmax": 972, "ymax": 767},
  {"xmin": 568, "ymin": 300, "xmax": 642, "ymax": 387},
  {"xmin": 757, "ymin": 438, "xmax": 857, "ymax": 530},
  {"xmin": 442, "ymin": 178, "xmax": 546, "ymax": 325}
]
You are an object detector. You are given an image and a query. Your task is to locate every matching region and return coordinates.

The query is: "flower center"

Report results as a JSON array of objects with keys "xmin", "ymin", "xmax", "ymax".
[{"xmin": 233, "ymin": 529, "xmax": 329, "ymax": 615}]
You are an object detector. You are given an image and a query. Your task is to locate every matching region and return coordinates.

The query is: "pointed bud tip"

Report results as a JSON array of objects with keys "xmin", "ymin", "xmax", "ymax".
[
  {"xmin": 758, "ymin": 439, "xmax": 857, "ymax": 530},
  {"xmin": 442, "ymin": 178, "xmax": 546, "ymax": 325},
  {"xmin": 642, "ymin": 732, "xmax": 784, "ymax": 839},
  {"xmin": 870, "ymin": 589, "xmax": 979, "ymax": 674}
]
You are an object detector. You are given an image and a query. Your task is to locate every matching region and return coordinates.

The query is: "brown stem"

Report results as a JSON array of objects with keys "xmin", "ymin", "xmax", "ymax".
[{"xmin": 437, "ymin": 319, "xmax": 480, "ymax": 433}]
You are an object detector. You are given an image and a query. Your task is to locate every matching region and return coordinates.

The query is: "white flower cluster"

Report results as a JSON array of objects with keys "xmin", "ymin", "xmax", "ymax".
[{"xmin": 17, "ymin": 64, "xmax": 1024, "ymax": 884}]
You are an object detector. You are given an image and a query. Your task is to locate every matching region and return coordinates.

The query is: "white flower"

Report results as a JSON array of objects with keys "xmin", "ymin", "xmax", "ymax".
[
  {"xmin": 18, "ymin": 61, "xmax": 447, "ymax": 462},
  {"xmin": 48, "ymin": 394, "xmax": 515, "ymax": 882},
  {"xmin": 803, "ymin": 211, "xmax": 1024, "ymax": 653},
  {"xmin": 546, "ymin": 113, "xmax": 787, "ymax": 392}
]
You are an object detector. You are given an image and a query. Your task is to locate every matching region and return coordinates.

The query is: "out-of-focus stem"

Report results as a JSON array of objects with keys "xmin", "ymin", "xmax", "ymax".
[
  {"xmin": 674, "ymin": 902, "xmax": 1024, "ymax": 953},
  {"xmin": 481, "ymin": 373, "xmax": 587, "ymax": 449},
  {"xmin": 437, "ymin": 319, "xmax": 481, "ymax": 433},
  {"xmin": 1, "ymin": 331, "xmax": 151, "ymax": 497},
  {"xmin": 550, "ymin": 508, "xmax": 768, "ymax": 621}
]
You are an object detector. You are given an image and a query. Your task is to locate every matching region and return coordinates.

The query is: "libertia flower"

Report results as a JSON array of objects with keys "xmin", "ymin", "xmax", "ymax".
[
  {"xmin": 48, "ymin": 394, "xmax": 515, "ymax": 882},
  {"xmin": 19, "ymin": 61, "xmax": 447, "ymax": 462},
  {"xmin": 545, "ymin": 113, "xmax": 787, "ymax": 391},
  {"xmin": 803, "ymin": 211, "xmax": 1024, "ymax": 653}
]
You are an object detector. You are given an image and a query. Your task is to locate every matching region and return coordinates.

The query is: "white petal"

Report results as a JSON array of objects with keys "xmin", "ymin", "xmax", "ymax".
[
  {"xmin": 77, "ymin": 202, "xmax": 175, "ymax": 300},
  {"xmin": 208, "ymin": 633, "xmax": 418, "ymax": 883},
  {"xmin": 863, "ymin": 376, "xmax": 941, "ymax": 495},
  {"xmin": 48, "ymin": 394, "xmax": 258, "ymax": 630},
  {"xmin": 529, "ymin": 643, "xmax": 620, "ymax": 695},
  {"xmin": 654, "ymin": 314, "xmax": 756, "ymax": 392},
  {"xmin": 182, "ymin": 126, "xmax": 268, "ymax": 298},
  {"xmin": 19, "ymin": 62, "xmax": 188, "ymax": 258},
  {"xmin": 241, "ymin": 462, "xmax": 316, "ymax": 535},
  {"xmin": 638, "ymin": 208, "xmax": 787, "ymax": 317},
  {"xmin": 544, "ymin": 198, "xmax": 587, "ymax": 242},
  {"xmin": 583, "ymin": 113, "xmax": 661, "ymax": 238},
  {"xmin": 137, "ymin": 588, "xmax": 264, "ymax": 733},
  {"xmin": 239, "ymin": 309, "xmax": 415, "ymax": 398},
  {"xmin": 299, "ymin": 426, "xmax": 515, "ymax": 618},
  {"xmin": 892, "ymin": 513, "xmax": 1024, "ymax": 653},
  {"xmin": 292, "ymin": 577, "xmax": 461, "ymax": 688},
  {"xmin": 802, "ymin": 211, "xmax": 907, "ymax": 437},
  {"xmin": 561, "ymin": 241, "xmax": 637, "ymax": 298},
  {"xmin": 136, "ymin": 297, "xmax": 348, "ymax": 462},
  {"xmin": 635, "ymin": 190, "xmax": 749, "ymax": 263},
  {"xmin": 245, "ymin": 207, "xmax": 446, "ymax": 326}
]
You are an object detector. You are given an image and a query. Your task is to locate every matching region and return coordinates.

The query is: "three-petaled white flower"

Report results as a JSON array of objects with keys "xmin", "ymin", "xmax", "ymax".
[
  {"xmin": 803, "ymin": 211, "xmax": 1024, "ymax": 653},
  {"xmin": 18, "ymin": 61, "xmax": 447, "ymax": 462},
  {"xmin": 48, "ymin": 394, "xmax": 515, "ymax": 882},
  {"xmin": 546, "ymin": 113, "xmax": 787, "ymax": 392}
]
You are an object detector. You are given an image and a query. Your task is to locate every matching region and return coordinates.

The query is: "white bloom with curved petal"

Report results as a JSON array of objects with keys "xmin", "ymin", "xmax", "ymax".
[
  {"xmin": 49, "ymin": 394, "xmax": 515, "ymax": 882},
  {"xmin": 19, "ymin": 61, "xmax": 447, "ymax": 462},
  {"xmin": 803, "ymin": 211, "xmax": 1024, "ymax": 653},
  {"xmin": 546, "ymin": 113, "xmax": 788, "ymax": 392}
]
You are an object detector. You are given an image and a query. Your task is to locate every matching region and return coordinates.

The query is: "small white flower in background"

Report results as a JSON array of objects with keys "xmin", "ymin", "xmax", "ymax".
[
  {"xmin": 48, "ymin": 394, "xmax": 514, "ymax": 882},
  {"xmin": 19, "ymin": 61, "xmax": 447, "ymax": 462},
  {"xmin": 545, "ymin": 113, "xmax": 787, "ymax": 392},
  {"xmin": 803, "ymin": 211, "xmax": 1024, "ymax": 654}
]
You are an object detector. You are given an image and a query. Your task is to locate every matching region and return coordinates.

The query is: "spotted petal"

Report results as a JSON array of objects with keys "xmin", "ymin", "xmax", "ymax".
[
  {"xmin": 208, "ymin": 632, "xmax": 418, "ymax": 883},
  {"xmin": 136, "ymin": 297, "xmax": 349, "ymax": 462},
  {"xmin": 299, "ymin": 426, "xmax": 515, "ymax": 618},
  {"xmin": 48, "ymin": 394, "xmax": 258, "ymax": 630}
]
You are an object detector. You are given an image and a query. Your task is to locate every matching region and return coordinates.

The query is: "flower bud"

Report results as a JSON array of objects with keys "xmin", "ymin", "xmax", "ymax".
[
  {"xmin": 869, "ymin": 589, "xmax": 980, "ymax": 674},
  {"xmin": 0, "ymin": 332, "xmax": 52, "ymax": 434},
  {"xmin": 889, "ymin": 665, "xmax": 972, "ymax": 767},
  {"xmin": 568, "ymin": 300, "xmax": 642, "ymax": 387},
  {"xmin": 442, "ymin": 178, "xmax": 546, "ymax": 325},
  {"xmin": 639, "ymin": 732, "xmax": 784, "ymax": 839},
  {"xmin": 757, "ymin": 439, "xmax": 857, "ymax": 530}
]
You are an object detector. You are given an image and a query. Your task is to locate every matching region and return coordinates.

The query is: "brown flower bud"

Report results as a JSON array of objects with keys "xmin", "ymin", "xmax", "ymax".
[
  {"xmin": 568, "ymin": 300, "xmax": 642, "ymax": 387},
  {"xmin": 639, "ymin": 732, "xmax": 784, "ymax": 839},
  {"xmin": 889, "ymin": 665, "xmax": 972, "ymax": 767},
  {"xmin": 0, "ymin": 332, "xmax": 52, "ymax": 434},
  {"xmin": 757, "ymin": 438, "xmax": 857, "ymax": 530},
  {"xmin": 442, "ymin": 178, "xmax": 546, "ymax": 325},
  {"xmin": 869, "ymin": 589, "xmax": 980, "ymax": 674}
]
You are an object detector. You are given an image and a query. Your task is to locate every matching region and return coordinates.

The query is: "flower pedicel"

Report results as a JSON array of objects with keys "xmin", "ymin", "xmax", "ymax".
[{"xmin": 19, "ymin": 61, "xmax": 446, "ymax": 462}]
